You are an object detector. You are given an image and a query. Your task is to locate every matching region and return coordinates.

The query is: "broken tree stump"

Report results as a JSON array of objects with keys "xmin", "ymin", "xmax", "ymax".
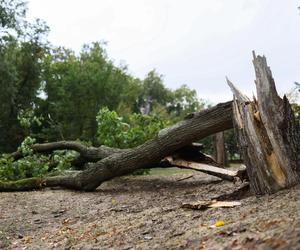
[{"xmin": 227, "ymin": 52, "xmax": 300, "ymax": 195}]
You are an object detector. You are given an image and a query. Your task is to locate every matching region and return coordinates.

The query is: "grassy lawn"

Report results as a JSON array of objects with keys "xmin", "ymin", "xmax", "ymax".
[{"xmin": 148, "ymin": 167, "xmax": 194, "ymax": 176}]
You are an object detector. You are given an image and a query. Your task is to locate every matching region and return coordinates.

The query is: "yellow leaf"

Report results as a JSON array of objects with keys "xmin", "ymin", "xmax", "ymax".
[
  {"xmin": 214, "ymin": 220, "xmax": 225, "ymax": 227},
  {"xmin": 111, "ymin": 199, "xmax": 117, "ymax": 206}
]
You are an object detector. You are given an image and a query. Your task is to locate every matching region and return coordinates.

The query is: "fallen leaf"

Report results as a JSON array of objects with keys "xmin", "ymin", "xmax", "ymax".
[
  {"xmin": 22, "ymin": 236, "xmax": 32, "ymax": 244},
  {"xmin": 144, "ymin": 235, "xmax": 153, "ymax": 240},
  {"xmin": 209, "ymin": 220, "xmax": 225, "ymax": 228},
  {"xmin": 214, "ymin": 220, "xmax": 225, "ymax": 227},
  {"xmin": 199, "ymin": 240, "xmax": 206, "ymax": 249},
  {"xmin": 231, "ymin": 239, "xmax": 238, "ymax": 247},
  {"xmin": 62, "ymin": 218, "xmax": 71, "ymax": 224},
  {"xmin": 264, "ymin": 237, "xmax": 286, "ymax": 248},
  {"xmin": 210, "ymin": 201, "xmax": 241, "ymax": 208}
]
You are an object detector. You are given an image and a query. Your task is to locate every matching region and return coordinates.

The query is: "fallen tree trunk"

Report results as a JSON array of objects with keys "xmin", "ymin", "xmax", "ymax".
[
  {"xmin": 228, "ymin": 52, "xmax": 300, "ymax": 195},
  {"xmin": 0, "ymin": 101, "xmax": 234, "ymax": 191}
]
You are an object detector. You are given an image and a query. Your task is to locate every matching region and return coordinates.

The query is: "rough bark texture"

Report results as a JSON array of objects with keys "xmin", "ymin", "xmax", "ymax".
[
  {"xmin": 0, "ymin": 101, "xmax": 234, "ymax": 191},
  {"xmin": 11, "ymin": 141, "xmax": 125, "ymax": 163},
  {"xmin": 228, "ymin": 53, "xmax": 300, "ymax": 195}
]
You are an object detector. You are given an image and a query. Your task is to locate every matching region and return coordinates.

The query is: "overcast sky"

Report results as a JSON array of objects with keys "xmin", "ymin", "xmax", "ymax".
[{"xmin": 27, "ymin": 0, "xmax": 300, "ymax": 103}]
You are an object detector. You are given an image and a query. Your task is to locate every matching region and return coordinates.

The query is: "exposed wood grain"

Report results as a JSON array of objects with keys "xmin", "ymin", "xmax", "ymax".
[
  {"xmin": 163, "ymin": 156, "xmax": 246, "ymax": 182},
  {"xmin": 228, "ymin": 52, "xmax": 300, "ymax": 195}
]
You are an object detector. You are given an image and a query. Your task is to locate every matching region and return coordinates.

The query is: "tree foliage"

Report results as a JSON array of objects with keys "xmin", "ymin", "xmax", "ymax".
[
  {"xmin": 96, "ymin": 107, "xmax": 168, "ymax": 149},
  {"xmin": 40, "ymin": 43, "xmax": 142, "ymax": 142},
  {"xmin": 0, "ymin": 0, "xmax": 26, "ymax": 39},
  {"xmin": 0, "ymin": 0, "xmax": 49, "ymax": 152}
]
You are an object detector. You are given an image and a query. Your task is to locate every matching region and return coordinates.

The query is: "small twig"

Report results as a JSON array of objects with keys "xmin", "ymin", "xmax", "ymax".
[{"xmin": 176, "ymin": 175, "xmax": 194, "ymax": 182}]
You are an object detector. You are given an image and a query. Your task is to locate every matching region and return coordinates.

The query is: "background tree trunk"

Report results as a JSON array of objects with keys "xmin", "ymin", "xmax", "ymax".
[
  {"xmin": 228, "ymin": 52, "xmax": 300, "ymax": 195},
  {"xmin": 213, "ymin": 132, "xmax": 227, "ymax": 166}
]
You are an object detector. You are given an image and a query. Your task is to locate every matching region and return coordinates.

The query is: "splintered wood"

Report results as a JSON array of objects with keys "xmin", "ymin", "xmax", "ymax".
[
  {"xmin": 181, "ymin": 200, "xmax": 241, "ymax": 210},
  {"xmin": 227, "ymin": 52, "xmax": 300, "ymax": 195},
  {"xmin": 163, "ymin": 156, "xmax": 247, "ymax": 182}
]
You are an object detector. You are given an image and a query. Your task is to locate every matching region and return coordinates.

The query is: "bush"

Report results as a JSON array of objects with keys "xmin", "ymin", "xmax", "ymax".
[
  {"xmin": 0, "ymin": 136, "xmax": 77, "ymax": 181},
  {"xmin": 96, "ymin": 107, "xmax": 168, "ymax": 148}
]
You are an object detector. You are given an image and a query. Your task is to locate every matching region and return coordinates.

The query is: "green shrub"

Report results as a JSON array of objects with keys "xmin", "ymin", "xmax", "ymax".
[
  {"xmin": 0, "ymin": 136, "xmax": 77, "ymax": 181},
  {"xmin": 96, "ymin": 107, "xmax": 168, "ymax": 148},
  {"xmin": 96, "ymin": 107, "xmax": 169, "ymax": 174}
]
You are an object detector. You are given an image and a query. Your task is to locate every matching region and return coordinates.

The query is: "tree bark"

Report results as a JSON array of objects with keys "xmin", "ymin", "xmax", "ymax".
[
  {"xmin": 228, "ymin": 52, "xmax": 300, "ymax": 195},
  {"xmin": 11, "ymin": 141, "xmax": 125, "ymax": 162},
  {"xmin": 1, "ymin": 101, "xmax": 234, "ymax": 191}
]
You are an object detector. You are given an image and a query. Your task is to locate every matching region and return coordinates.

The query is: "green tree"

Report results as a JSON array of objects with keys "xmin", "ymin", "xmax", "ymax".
[
  {"xmin": 0, "ymin": 0, "xmax": 26, "ymax": 41},
  {"xmin": 0, "ymin": 0, "xmax": 49, "ymax": 152},
  {"xmin": 290, "ymin": 82, "xmax": 300, "ymax": 123},
  {"xmin": 168, "ymin": 84, "xmax": 204, "ymax": 119},
  {"xmin": 135, "ymin": 70, "xmax": 171, "ymax": 114},
  {"xmin": 295, "ymin": 82, "xmax": 300, "ymax": 92},
  {"xmin": 40, "ymin": 43, "xmax": 141, "ymax": 143}
]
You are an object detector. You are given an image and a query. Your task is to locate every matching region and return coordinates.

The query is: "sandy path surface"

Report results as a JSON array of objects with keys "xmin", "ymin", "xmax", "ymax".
[{"xmin": 0, "ymin": 173, "xmax": 299, "ymax": 249}]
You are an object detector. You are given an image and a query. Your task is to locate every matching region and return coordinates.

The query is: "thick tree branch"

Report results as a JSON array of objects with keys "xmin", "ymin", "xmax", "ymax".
[
  {"xmin": 76, "ymin": 101, "xmax": 233, "ymax": 191},
  {"xmin": 0, "ymin": 176, "xmax": 79, "ymax": 192},
  {"xmin": 10, "ymin": 141, "xmax": 125, "ymax": 163},
  {"xmin": 1, "ymin": 101, "xmax": 234, "ymax": 191}
]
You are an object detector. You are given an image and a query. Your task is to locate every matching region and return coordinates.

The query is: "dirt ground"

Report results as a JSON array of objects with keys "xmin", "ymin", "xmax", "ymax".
[{"xmin": 0, "ymin": 171, "xmax": 299, "ymax": 250}]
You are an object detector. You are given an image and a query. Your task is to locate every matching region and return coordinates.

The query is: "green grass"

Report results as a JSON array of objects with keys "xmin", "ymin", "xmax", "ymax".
[{"xmin": 148, "ymin": 167, "xmax": 194, "ymax": 176}]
